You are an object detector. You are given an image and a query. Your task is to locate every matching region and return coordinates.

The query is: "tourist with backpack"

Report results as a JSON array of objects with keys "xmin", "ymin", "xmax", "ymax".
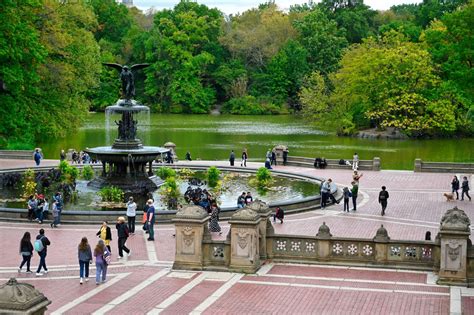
[
  {"xmin": 18, "ymin": 232, "xmax": 33, "ymax": 273},
  {"xmin": 78, "ymin": 237, "xmax": 92, "ymax": 284},
  {"xmin": 94, "ymin": 239, "xmax": 109, "ymax": 285},
  {"xmin": 34, "ymin": 229, "xmax": 50, "ymax": 276},
  {"xmin": 116, "ymin": 217, "xmax": 130, "ymax": 258},
  {"xmin": 33, "ymin": 148, "xmax": 42, "ymax": 166}
]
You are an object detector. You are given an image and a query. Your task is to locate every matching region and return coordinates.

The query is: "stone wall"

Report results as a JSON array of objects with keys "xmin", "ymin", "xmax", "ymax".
[{"xmin": 414, "ymin": 159, "xmax": 474, "ymax": 173}]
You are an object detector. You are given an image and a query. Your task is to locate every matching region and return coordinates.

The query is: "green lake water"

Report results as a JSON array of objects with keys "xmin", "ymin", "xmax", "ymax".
[{"xmin": 38, "ymin": 113, "xmax": 473, "ymax": 170}]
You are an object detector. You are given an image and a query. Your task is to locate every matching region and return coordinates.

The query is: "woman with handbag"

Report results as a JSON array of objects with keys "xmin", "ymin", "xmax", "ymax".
[
  {"xmin": 18, "ymin": 232, "xmax": 33, "ymax": 273},
  {"xmin": 94, "ymin": 239, "xmax": 108, "ymax": 285}
]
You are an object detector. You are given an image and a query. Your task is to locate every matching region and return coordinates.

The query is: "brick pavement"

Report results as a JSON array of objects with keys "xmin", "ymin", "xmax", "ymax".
[{"xmin": 0, "ymin": 159, "xmax": 473, "ymax": 314}]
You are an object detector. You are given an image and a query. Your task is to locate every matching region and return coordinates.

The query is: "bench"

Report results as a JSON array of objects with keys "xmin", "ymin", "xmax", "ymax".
[{"xmin": 286, "ymin": 156, "xmax": 381, "ymax": 171}]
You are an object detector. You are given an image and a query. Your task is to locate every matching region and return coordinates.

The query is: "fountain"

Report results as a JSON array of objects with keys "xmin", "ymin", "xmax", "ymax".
[{"xmin": 85, "ymin": 63, "xmax": 168, "ymax": 193}]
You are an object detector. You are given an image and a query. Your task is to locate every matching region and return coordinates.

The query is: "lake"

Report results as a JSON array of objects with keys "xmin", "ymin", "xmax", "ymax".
[{"xmin": 38, "ymin": 113, "xmax": 473, "ymax": 170}]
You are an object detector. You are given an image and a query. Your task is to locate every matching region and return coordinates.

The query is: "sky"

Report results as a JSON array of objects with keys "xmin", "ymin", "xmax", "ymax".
[{"xmin": 131, "ymin": 0, "xmax": 423, "ymax": 14}]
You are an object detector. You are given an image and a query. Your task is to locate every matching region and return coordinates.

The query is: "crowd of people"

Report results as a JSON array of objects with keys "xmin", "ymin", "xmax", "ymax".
[{"xmin": 27, "ymin": 192, "xmax": 63, "ymax": 226}]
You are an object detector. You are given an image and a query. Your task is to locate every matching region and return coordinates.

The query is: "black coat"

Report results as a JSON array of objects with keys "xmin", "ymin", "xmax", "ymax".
[
  {"xmin": 96, "ymin": 226, "xmax": 112, "ymax": 241},
  {"xmin": 116, "ymin": 222, "xmax": 129, "ymax": 238}
]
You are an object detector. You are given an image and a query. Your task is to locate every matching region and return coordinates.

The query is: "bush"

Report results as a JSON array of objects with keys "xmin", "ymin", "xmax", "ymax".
[
  {"xmin": 21, "ymin": 169, "xmax": 37, "ymax": 199},
  {"xmin": 255, "ymin": 167, "xmax": 272, "ymax": 187},
  {"xmin": 222, "ymin": 95, "xmax": 288, "ymax": 115},
  {"xmin": 206, "ymin": 166, "xmax": 220, "ymax": 188},
  {"xmin": 98, "ymin": 186, "xmax": 124, "ymax": 202},
  {"xmin": 156, "ymin": 167, "xmax": 176, "ymax": 180},
  {"xmin": 58, "ymin": 160, "xmax": 79, "ymax": 183},
  {"xmin": 81, "ymin": 165, "xmax": 94, "ymax": 180},
  {"xmin": 160, "ymin": 177, "xmax": 180, "ymax": 209}
]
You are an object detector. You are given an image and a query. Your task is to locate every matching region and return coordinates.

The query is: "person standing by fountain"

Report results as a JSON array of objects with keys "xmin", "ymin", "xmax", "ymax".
[
  {"xmin": 146, "ymin": 199, "xmax": 156, "ymax": 241},
  {"xmin": 126, "ymin": 197, "xmax": 137, "ymax": 235},
  {"xmin": 116, "ymin": 217, "xmax": 131, "ymax": 258}
]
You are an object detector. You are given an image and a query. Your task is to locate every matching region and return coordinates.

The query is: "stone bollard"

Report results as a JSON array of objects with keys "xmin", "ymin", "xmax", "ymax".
[
  {"xmin": 228, "ymin": 208, "xmax": 261, "ymax": 273},
  {"xmin": 372, "ymin": 157, "xmax": 381, "ymax": 171},
  {"xmin": 437, "ymin": 207, "xmax": 471, "ymax": 286},
  {"xmin": 246, "ymin": 200, "xmax": 273, "ymax": 260},
  {"xmin": 316, "ymin": 222, "xmax": 332, "ymax": 261},
  {"xmin": 0, "ymin": 278, "xmax": 51, "ymax": 314},
  {"xmin": 164, "ymin": 142, "xmax": 178, "ymax": 162},
  {"xmin": 373, "ymin": 225, "xmax": 390, "ymax": 264},
  {"xmin": 273, "ymin": 145, "xmax": 287, "ymax": 164},
  {"xmin": 172, "ymin": 205, "xmax": 210, "ymax": 270},
  {"xmin": 414, "ymin": 158, "xmax": 422, "ymax": 172}
]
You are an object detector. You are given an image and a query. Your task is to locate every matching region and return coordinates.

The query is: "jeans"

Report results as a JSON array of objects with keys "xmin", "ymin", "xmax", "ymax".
[
  {"xmin": 230, "ymin": 159, "xmax": 234, "ymax": 166},
  {"xmin": 19, "ymin": 254, "xmax": 31, "ymax": 271},
  {"xmin": 95, "ymin": 262, "xmax": 107, "ymax": 283},
  {"xmin": 237, "ymin": 204, "xmax": 244, "ymax": 209},
  {"xmin": 53, "ymin": 216, "xmax": 59, "ymax": 226},
  {"xmin": 352, "ymin": 195, "xmax": 358, "ymax": 211},
  {"xmin": 343, "ymin": 198, "xmax": 350, "ymax": 212},
  {"xmin": 353, "ymin": 161, "xmax": 358, "ymax": 170},
  {"xmin": 79, "ymin": 260, "xmax": 90, "ymax": 278},
  {"xmin": 127, "ymin": 216, "xmax": 136, "ymax": 234},
  {"xmin": 148, "ymin": 222, "xmax": 155, "ymax": 240},
  {"xmin": 118, "ymin": 237, "xmax": 130, "ymax": 257},
  {"xmin": 321, "ymin": 192, "xmax": 328, "ymax": 208},
  {"xmin": 381, "ymin": 200, "xmax": 388, "ymax": 215},
  {"xmin": 36, "ymin": 252, "xmax": 47, "ymax": 273}
]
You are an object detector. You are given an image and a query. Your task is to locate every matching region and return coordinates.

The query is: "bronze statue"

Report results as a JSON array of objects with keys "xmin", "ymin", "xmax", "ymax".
[{"xmin": 103, "ymin": 63, "xmax": 150, "ymax": 100}]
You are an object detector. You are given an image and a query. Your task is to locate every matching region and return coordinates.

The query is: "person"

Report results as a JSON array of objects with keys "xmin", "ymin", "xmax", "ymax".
[
  {"xmin": 461, "ymin": 176, "xmax": 472, "ymax": 201},
  {"xmin": 72, "ymin": 150, "xmax": 78, "ymax": 164},
  {"xmin": 265, "ymin": 157, "xmax": 272, "ymax": 169},
  {"xmin": 185, "ymin": 151, "xmax": 192, "ymax": 161},
  {"xmin": 273, "ymin": 207, "xmax": 284, "ymax": 224},
  {"xmin": 209, "ymin": 203, "xmax": 221, "ymax": 234},
  {"xmin": 451, "ymin": 175, "xmax": 460, "ymax": 200},
  {"xmin": 126, "ymin": 197, "xmax": 137, "ymax": 234},
  {"xmin": 271, "ymin": 149, "xmax": 277, "ymax": 166},
  {"xmin": 33, "ymin": 148, "xmax": 42, "ymax": 166},
  {"xmin": 78, "ymin": 237, "xmax": 92, "ymax": 284},
  {"xmin": 96, "ymin": 221, "xmax": 112, "ymax": 253},
  {"xmin": 282, "ymin": 148, "xmax": 289, "ymax": 166},
  {"xmin": 241, "ymin": 149, "xmax": 248, "ymax": 167},
  {"xmin": 237, "ymin": 192, "xmax": 246, "ymax": 208},
  {"xmin": 314, "ymin": 157, "xmax": 322, "ymax": 168},
  {"xmin": 245, "ymin": 191, "xmax": 253, "ymax": 205},
  {"xmin": 352, "ymin": 152, "xmax": 359, "ymax": 171},
  {"xmin": 60, "ymin": 149, "xmax": 66, "ymax": 161},
  {"xmin": 53, "ymin": 192, "xmax": 63, "ymax": 224},
  {"xmin": 342, "ymin": 187, "xmax": 351, "ymax": 212},
  {"xmin": 266, "ymin": 149, "xmax": 272, "ymax": 160},
  {"xmin": 35, "ymin": 228, "xmax": 50, "ymax": 276},
  {"xmin": 116, "ymin": 217, "xmax": 131, "ymax": 257},
  {"xmin": 50, "ymin": 200, "xmax": 60, "ymax": 228},
  {"xmin": 352, "ymin": 171, "xmax": 363, "ymax": 184},
  {"xmin": 351, "ymin": 181, "xmax": 359, "ymax": 211},
  {"xmin": 321, "ymin": 179, "xmax": 338, "ymax": 208},
  {"xmin": 320, "ymin": 158, "xmax": 327, "ymax": 169},
  {"xmin": 27, "ymin": 195, "xmax": 37, "ymax": 221},
  {"xmin": 94, "ymin": 239, "xmax": 108, "ymax": 285},
  {"xmin": 146, "ymin": 199, "xmax": 155, "ymax": 241},
  {"xmin": 379, "ymin": 186, "xmax": 389, "ymax": 216},
  {"xmin": 18, "ymin": 232, "xmax": 33, "ymax": 273},
  {"xmin": 166, "ymin": 150, "xmax": 173, "ymax": 164},
  {"xmin": 229, "ymin": 150, "xmax": 235, "ymax": 166},
  {"xmin": 42, "ymin": 197, "xmax": 49, "ymax": 223},
  {"xmin": 36, "ymin": 194, "xmax": 44, "ymax": 223},
  {"xmin": 425, "ymin": 231, "xmax": 431, "ymax": 241}
]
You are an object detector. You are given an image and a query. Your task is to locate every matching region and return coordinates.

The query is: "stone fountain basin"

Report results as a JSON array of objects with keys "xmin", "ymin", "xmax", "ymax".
[{"xmin": 85, "ymin": 146, "xmax": 169, "ymax": 163}]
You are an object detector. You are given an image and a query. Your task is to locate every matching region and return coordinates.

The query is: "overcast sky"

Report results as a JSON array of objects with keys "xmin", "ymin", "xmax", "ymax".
[{"xmin": 132, "ymin": 0, "xmax": 423, "ymax": 14}]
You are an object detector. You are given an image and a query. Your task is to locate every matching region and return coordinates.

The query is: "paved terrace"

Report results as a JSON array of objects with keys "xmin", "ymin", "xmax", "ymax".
[{"xmin": 0, "ymin": 159, "xmax": 473, "ymax": 314}]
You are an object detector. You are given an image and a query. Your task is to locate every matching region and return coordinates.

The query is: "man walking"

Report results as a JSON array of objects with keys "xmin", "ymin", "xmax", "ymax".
[
  {"xmin": 146, "ymin": 199, "xmax": 156, "ymax": 241},
  {"xmin": 126, "ymin": 197, "xmax": 137, "ymax": 234},
  {"xmin": 379, "ymin": 186, "xmax": 389, "ymax": 216},
  {"xmin": 33, "ymin": 149, "xmax": 42, "ymax": 166},
  {"xmin": 35, "ymin": 229, "xmax": 50, "ymax": 276},
  {"xmin": 461, "ymin": 176, "xmax": 472, "ymax": 201},
  {"xmin": 351, "ymin": 181, "xmax": 358, "ymax": 211},
  {"xmin": 116, "ymin": 217, "xmax": 131, "ymax": 258}
]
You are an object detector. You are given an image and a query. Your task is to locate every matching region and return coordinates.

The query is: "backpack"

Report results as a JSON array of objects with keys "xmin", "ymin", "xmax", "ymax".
[
  {"xmin": 34, "ymin": 237, "xmax": 44, "ymax": 252},
  {"xmin": 339, "ymin": 159, "xmax": 345, "ymax": 165},
  {"xmin": 103, "ymin": 249, "xmax": 111, "ymax": 264}
]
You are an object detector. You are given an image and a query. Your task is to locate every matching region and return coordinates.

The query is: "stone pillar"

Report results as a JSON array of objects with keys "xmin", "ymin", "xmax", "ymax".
[
  {"xmin": 373, "ymin": 225, "xmax": 390, "ymax": 264},
  {"xmin": 273, "ymin": 145, "xmax": 287, "ymax": 164},
  {"xmin": 437, "ymin": 207, "xmax": 471, "ymax": 286},
  {"xmin": 246, "ymin": 200, "xmax": 273, "ymax": 260},
  {"xmin": 164, "ymin": 142, "xmax": 178, "ymax": 161},
  {"xmin": 372, "ymin": 157, "xmax": 381, "ymax": 171},
  {"xmin": 0, "ymin": 278, "xmax": 51, "ymax": 314},
  {"xmin": 172, "ymin": 205, "xmax": 210, "ymax": 270},
  {"xmin": 228, "ymin": 208, "xmax": 261, "ymax": 273},
  {"xmin": 414, "ymin": 158, "xmax": 422, "ymax": 172},
  {"xmin": 316, "ymin": 222, "xmax": 332, "ymax": 261}
]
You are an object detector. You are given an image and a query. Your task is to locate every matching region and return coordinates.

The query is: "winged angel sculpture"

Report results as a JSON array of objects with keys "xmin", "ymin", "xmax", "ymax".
[{"xmin": 103, "ymin": 63, "xmax": 150, "ymax": 101}]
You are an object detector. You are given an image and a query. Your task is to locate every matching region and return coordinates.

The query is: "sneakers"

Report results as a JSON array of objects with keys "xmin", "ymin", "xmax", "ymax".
[
  {"xmin": 26, "ymin": 270, "xmax": 32, "ymax": 274},
  {"xmin": 18, "ymin": 268, "xmax": 21, "ymax": 273},
  {"xmin": 127, "ymin": 251, "xmax": 131, "ymax": 257},
  {"xmin": 43, "ymin": 270, "xmax": 48, "ymax": 274},
  {"xmin": 85, "ymin": 278, "xmax": 89, "ymax": 282},
  {"xmin": 36, "ymin": 272, "xmax": 43, "ymax": 277},
  {"xmin": 80, "ymin": 278, "xmax": 83, "ymax": 284}
]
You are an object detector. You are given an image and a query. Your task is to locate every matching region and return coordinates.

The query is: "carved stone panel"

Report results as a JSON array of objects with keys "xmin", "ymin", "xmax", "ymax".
[
  {"xmin": 236, "ymin": 229, "xmax": 250, "ymax": 257},
  {"xmin": 182, "ymin": 226, "xmax": 195, "ymax": 255},
  {"xmin": 445, "ymin": 240, "xmax": 462, "ymax": 271}
]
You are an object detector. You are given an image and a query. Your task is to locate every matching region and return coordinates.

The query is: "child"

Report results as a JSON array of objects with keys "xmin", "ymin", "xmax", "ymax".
[{"xmin": 50, "ymin": 201, "xmax": 60, "ymax": 228}]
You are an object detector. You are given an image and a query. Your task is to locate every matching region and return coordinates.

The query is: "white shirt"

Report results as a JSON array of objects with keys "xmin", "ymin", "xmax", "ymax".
[{"xmin": 126, "ymin": 202, "xmax": 137, "ymax": 217}]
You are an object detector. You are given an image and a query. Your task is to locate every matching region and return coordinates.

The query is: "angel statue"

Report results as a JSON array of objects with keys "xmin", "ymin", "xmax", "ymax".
[{"xmin": 103, "ymin": 63, "xmax": 150, "ymax": 100}]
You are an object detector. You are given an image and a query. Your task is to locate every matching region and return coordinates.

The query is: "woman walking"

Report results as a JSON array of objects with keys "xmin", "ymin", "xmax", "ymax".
[
  {"xmin": 94, "ymin": 239, "xmax": 108, "ymax": 285},
  {"xmin": 78, "ymin": 237, "xmax": 92, "ymax": 284},
  {"xmin": 209, "ymin": 203, "xmax": 221, "ymax": 235},
  {"xmin": 116, "ymin": 217, "xmax": 130, "ymax": 258},
  {"xmin": 241, "ymin": 149, "xmax": 248, "ymax": 167},
  {"xmin": 18, "ymin": 232, "xmax": 33, "ymax": 273},
  {"xmin": 451, "ymin": 175, "xmax": 460, "ymax": 200},
  {"xmin": 96, "ymin": 221, "xmax": 112, "ymax": 253}
]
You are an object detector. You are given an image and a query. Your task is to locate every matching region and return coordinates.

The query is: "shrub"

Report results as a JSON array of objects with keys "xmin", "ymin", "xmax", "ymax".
[
  {"xmin": 81, "ymin": 165, "xmax": 94, "ymax": 180},
  {"xmin": 177, "ymin": 168, "xmax": 196, "ymax": 179},
  {"xmin": 58, "ymin": 160, "xmax": 78, "ymax": 183},
  {"xmin": 206, "ymin": 166, "xmax": 220, "ymax": 188},
  {"xmin": 21, "ymin": 169, "xmax": 37, "ymax": 199},
  {"xmin": 255, "ymin": 167, "xmax": 273, "ymax": 187},
  {"xmin": 156, "ymin": 167, "xmax": 176, "ymax": 180},
  {"xmin": 160, "ymin": 177, "xmax": 180, "ymax": 209},
  {"xmin": 98, "ymin": 186, "xmax": 124, "ymax": 202}
]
